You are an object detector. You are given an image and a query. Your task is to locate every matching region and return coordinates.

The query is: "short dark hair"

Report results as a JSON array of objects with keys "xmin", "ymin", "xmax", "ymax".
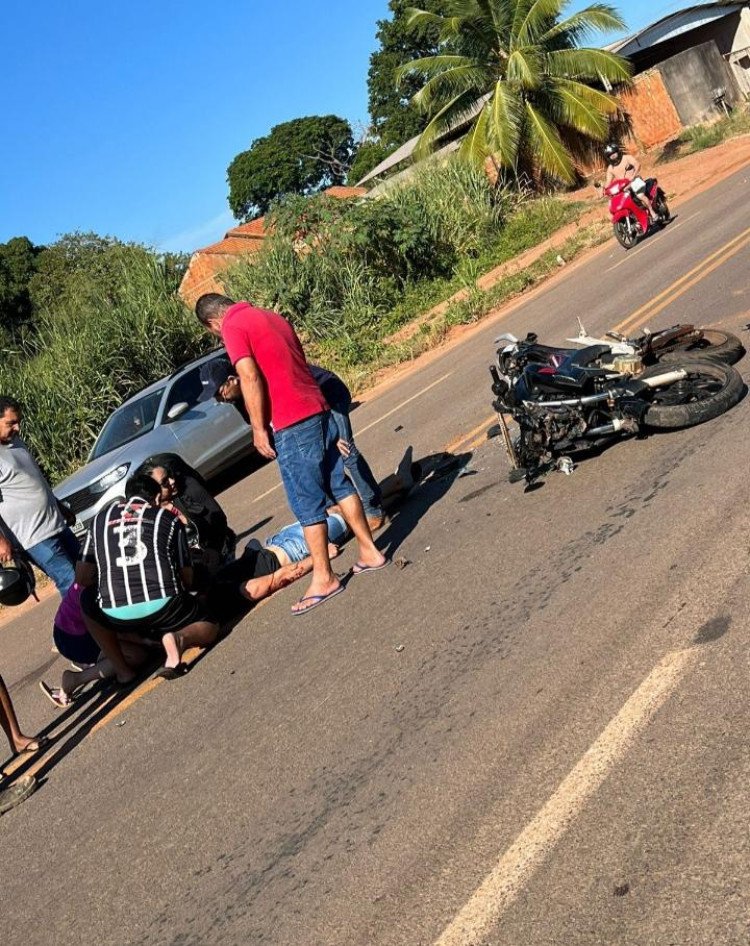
[
  {"xmin": 195, "ymin": 293, "xmax": 235, "ymax": 326},
  {"xmin": 124, "ymin": 473, "xmax": 161, "ymax": 502},
  {"xmin": 0, "ymin": 396, "xmax": 21, "ymax": 418}
]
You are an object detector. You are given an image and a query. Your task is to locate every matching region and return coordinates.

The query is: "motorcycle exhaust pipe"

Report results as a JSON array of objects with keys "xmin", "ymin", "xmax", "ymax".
[
  {"xmin": 639, "ymin": 369, "xmax": 687, "ymax": 388},
  {"xmin": 586, "ymin": 418, "xmax": 627, "ymax": 437}
]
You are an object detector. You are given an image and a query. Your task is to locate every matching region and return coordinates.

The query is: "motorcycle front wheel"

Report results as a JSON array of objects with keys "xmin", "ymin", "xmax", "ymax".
[
  {"xmin": 642, "ymin": 360, "xmax": 744, "ymax": 430},
  {"xmin": 614, "ymin": 216, "xmax": 639, "ymax": 249},
  {"xmin": 658, "ymin": 328, "xmax": 745, "ymax": 366}
]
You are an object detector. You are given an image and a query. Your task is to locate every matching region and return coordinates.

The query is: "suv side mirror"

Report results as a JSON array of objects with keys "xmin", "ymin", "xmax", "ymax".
[{"xmin": 166, "ymin": 402, "xmax": 189, "ymax": 421}]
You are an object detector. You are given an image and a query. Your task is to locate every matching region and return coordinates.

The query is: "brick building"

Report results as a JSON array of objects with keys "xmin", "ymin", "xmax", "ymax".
[{"xmin": 178, "ymin": 186, "xmax": 367, "ymax": 308}]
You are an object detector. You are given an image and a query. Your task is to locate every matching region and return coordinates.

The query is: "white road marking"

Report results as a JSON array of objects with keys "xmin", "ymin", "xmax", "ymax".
[
  {"xmin": 433, "ymin": 646, "xmax": 698, "ymax": 946},
  {"xmin": 253, "ymin": 371, "xmax": 454, "ymax": 503}
]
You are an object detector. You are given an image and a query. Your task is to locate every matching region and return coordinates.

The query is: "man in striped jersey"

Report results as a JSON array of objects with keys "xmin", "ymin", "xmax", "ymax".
[{"xmin": 77, "ymin": 474, "xmax": 219, "ymax": 682}]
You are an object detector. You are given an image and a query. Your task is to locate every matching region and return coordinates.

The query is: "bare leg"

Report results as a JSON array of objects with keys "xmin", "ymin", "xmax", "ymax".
[
  {"xmin": 82, "ymin": 614, "xmax": 136, "ymax": 684},
  {"xmin": 161, "ymin": 621, "xmax": 219, "ymax": 670},
  {"xmin": 0, "ymin": 675, "xmax": 38, "ymax": 754},
  {"xmin": 335, "ymin": 492, "xmax": 386, "ymax": 569},
  {"xmin": 59, "ymin": 641, "xmax": 150, "ymax": 698}
]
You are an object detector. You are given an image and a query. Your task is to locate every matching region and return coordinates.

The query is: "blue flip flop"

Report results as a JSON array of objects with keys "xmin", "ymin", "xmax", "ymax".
[
  {"xmin": 351, "ymin": 559, "xmax": 389, "ymax": 577},
  {"xmin": 292, "ymin": 584, "xmax": 345, "ymax": 616}
]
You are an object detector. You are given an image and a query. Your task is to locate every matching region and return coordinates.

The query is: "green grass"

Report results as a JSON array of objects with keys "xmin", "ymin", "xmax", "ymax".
[{"xmin": 656, "ymin": 106, "xmax": 750, "ymax": 164}]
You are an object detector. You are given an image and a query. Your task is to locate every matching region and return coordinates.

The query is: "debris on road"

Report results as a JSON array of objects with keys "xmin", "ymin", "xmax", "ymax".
[
  {"xmin": 424, "ymin": 546, "xmax": 431, "ymax": 552},
  {"xmin": 395, "ymin": 645, "xmax": 405, "ymax": 653},
  {"xmin": 613, "ymin": 882, "xmax": 630, "ymax": 897},
  {"xmin": 394, "ymin": 557, "xmax": 411, "ymax": 570},
  {"xmin": 394, "ymin": 424, "xmax": 404, "ymax": 432}
]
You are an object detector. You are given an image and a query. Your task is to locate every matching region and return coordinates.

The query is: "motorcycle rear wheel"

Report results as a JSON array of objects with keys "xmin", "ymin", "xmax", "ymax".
[
  {"xmin": 654, "ymin": 192, "xmax": 670, "ymax": 223},
  {"xmin": 657, "ymin": 328, "xmax": 745, "ymax": 366},
  {"xmin": 614, "ymin": 216, "xmax": 639, "ymax": 249},
  {"xmin": 642, "ymin": 360, "xmax": 744, "ymax": 430}
]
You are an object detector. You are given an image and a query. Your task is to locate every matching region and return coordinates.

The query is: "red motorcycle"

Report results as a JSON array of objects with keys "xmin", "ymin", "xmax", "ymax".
[{"xmin": 603, "ymin": 177, "xmax": 671, "ymax": 249}]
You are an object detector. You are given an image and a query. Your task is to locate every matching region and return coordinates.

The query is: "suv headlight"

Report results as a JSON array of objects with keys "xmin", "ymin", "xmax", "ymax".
[{"xmin": 92, "ymin": 463, "xmax": 130, "ymax": 493}]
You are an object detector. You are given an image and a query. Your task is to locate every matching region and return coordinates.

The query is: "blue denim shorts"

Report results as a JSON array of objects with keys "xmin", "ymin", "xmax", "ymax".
[{"xmin": 274, "ymin": 412, "xmax": 356, "ymax": 527}]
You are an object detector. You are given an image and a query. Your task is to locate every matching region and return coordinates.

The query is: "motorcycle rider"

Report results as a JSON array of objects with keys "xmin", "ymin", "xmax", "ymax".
[{"xmin": 603, "ymin": 142, "xmax": 658, "ymax": 225}]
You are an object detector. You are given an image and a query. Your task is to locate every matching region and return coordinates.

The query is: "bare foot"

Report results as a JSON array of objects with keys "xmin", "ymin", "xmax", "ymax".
[
  {"xmin": 328, "ymin": 543, "xmax": 341, "ymax": 559},
  {"xmin": 161, "ymin": 631, "xmax": 183, "ymax": 669},
  {"xmin": 355, "ymin": 547, "xmax": 387, "ymax": 570},
  {"xmin": 291, "ymin": 577, "xmax": 342, "ymax": 614},
  {"xmin": 12, "ymin": 734, "xmax": 48, "ymax": 755}
]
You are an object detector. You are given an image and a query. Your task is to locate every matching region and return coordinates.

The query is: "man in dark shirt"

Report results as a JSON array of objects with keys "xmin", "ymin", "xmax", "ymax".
[{"xmin": 78, "ymin": 474, "xmax": 219, "ymax": 681}]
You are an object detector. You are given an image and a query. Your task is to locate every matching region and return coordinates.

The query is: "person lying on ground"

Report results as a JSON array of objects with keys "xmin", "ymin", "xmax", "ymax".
[
  {"xmin": 77, "ymin": 473, "xmax": 219, "ymax": 682},
  {"xmin": 205, "ymin": 446, "xmax": 422, "ymax": 621},
  {"xmin": 0, "ymin": 395, "xmax": 79, "ymax": 597},
  {"xmin": 207, "ymin": 512, "xmax": 349, "ymax": 621},
  {"xmin": 38, "ymin": 582, "xmax": 153, "ymax": 708},
  {"xmin": 135, "ymin": 453, "xmax": 235, "ymax": 571},
  {"xmin": 201, "ymin": 358, "xmax": 386, "ymax": 531}
]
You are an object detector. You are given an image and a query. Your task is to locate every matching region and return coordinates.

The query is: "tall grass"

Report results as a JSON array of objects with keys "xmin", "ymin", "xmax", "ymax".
[
  {"xmin": 223, "ymin": 157, "xmax": 577, "ymax": 382},
  {"xmin": 0, "ymin": 255, "xmax": 207, "ymax": 483}
]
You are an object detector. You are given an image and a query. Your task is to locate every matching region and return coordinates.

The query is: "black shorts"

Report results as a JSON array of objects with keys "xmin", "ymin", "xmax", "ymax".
[
  {"xmin": 80, "ymin": 587, "xmax": 209, "ymax": 642},
  {"xmin": 204, "ymin": 544, "xmax": 281, "ymax": 622},
  {"xmin": 53, "ymin": 624, "xmax": 101, "ymax": 665}
]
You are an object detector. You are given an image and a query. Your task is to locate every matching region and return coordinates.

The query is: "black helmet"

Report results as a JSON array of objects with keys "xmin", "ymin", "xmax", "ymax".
[
  {"xmin": 603, "ymin": 142, "xmax": 621, "ymax": 161},
  {"xmin": 0, "ymin": 560, "xmax": 35, "ymax": 607}
]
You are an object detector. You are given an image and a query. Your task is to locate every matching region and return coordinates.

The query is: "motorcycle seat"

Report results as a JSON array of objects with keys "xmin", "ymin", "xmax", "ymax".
[{"xmin": 567, "ymin": 345, "xmax": 611, "ymax": 368}]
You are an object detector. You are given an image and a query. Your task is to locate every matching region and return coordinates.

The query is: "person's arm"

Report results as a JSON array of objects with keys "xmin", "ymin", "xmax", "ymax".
[
  {"xmin": 171, "ymin": 518, "xmax": 194, "ymax": 590},
  {"xmin": 235, "ymin": 356, "xmax": 276, "ymax": 459},
  {"xmin": 0, "ymin": 514, "xmax": 12, "ymax": 563},
  {"xmin": 624, "ymin": 154, "xmax": 640, "ymax": 179}
]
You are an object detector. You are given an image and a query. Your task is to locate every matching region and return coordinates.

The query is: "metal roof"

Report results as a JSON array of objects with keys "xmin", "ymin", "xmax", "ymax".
[{"xmin": 605, "ymin": 2, "xmax": 745, "ymax": 56}]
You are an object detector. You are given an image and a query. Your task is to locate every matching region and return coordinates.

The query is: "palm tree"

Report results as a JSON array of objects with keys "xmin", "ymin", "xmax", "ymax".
[{"xmin": 397, "ymin": 0, "xmax": 631, "ymax": 184}]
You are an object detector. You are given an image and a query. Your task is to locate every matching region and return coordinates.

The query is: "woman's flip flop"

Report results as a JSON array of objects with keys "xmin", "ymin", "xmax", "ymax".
[{"xmin": 292, "ymin": 584, "xmax": 345, "ymax": 616}]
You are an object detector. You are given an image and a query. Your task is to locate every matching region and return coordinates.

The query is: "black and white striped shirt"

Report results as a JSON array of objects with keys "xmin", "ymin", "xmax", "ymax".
[{"xmin": 81, "ymin": 496, "xmax": 190, "ymax": 609}]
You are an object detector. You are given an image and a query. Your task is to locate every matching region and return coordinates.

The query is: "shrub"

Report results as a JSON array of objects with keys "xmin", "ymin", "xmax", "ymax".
[{"xmin": 0, "ymin": 252, "xmax": 207, "ymax": 483}]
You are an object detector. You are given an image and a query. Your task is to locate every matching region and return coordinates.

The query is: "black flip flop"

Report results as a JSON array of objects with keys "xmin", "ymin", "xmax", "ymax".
[{"xmin": 154, "ymin": 664, "xmax": 188, "ymax": 681}]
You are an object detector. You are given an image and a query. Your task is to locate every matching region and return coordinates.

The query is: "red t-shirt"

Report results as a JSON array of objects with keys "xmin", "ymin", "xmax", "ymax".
[{"xmin": 221, "ymin": 302, "xmax": 328, "ymax": 431}]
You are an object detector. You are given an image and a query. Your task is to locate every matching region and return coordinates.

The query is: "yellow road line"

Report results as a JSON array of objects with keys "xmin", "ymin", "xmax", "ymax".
[
  {"xmin": 617, "ymin": 232, "xmax": 750, "ymax": 337},
  {"xmin": 443, "ymin": 413, "xmax": 496, "ymax": 455},
  {"xmin": 613, "ymin": 225, "xmax": 750, "ymax": 334},
  {"xmin": 433, "ymin": 647, "xmax": 698, "ymax": 946}
]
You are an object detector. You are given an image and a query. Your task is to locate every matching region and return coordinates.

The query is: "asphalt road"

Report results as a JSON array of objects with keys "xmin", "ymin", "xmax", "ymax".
[{"xmin": 2, "ymin": 165, "xmax": 750, "ymax": 946}]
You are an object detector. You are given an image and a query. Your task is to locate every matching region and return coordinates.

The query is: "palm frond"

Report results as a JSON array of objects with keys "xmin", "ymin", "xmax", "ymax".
[
  {"xmin": 546, "ymin": 47, "xmax": 631, "ymax": 83},
  {"xmin": 524, "ymin": 101, "xmax": 575, "ymax": 181},
  {"xmin": 553, "ymin": 77, "xmax": 623, "ymax": 114},
  {"xmin": 458, "ymin": 102, "xmax": 493, "ymax": 164},
  {"xmin": 413, "ymin": 89, "xmax": 485, "ymax": 160},
  {"xmin": 507, "ymin": 47, "xmax": 543, "ymax": 89},
  {"xmin": 542, "ymin": 4, "xmax": 627, "ymax": 44},
  {"xmin": 487, "ymin": 79, "xmax": 524, "ymax": 168},
  {"xmin": 412, "ymin": 64, "xmax": 491, "ymax": 113},
  {"xmin": 405, "ymin": 8, "xmax": 465, "ymax": 43},
  {"xmin": 546, "ymin": 84, "xmax": 610, "ymax": 138},
  {"xmin": 516, "ymin": 0, "xmax": 565, "ymax": 45}
]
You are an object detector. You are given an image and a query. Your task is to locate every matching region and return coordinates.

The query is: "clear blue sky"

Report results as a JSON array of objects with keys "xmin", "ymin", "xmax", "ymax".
[{"xmin": 1, "ymin": 0, "xmax": 688, "ymax": 255}]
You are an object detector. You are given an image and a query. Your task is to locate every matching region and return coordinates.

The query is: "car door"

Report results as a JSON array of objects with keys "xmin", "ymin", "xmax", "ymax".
[{"xmin": 161, "ymin": 364, "xmax": 252, "ymax": 477}]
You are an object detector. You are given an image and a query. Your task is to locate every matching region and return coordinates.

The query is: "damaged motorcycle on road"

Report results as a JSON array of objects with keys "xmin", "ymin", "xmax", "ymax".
[{"xmin": 489, "ymin": 322, "xmax": 745, "ymax": 485}]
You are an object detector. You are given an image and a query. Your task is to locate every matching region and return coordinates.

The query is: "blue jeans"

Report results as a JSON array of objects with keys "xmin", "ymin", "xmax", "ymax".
[
  {"xmin": 265, "ymin": 513, "xmax": 348, "ymax": 564},
  {"xmin": 323, "ymin": 378, "xmax": 383, "ymax": 517},
  {"xmin": 26, "ymin": 527, "xmax": 79, "ymax": 597},
  {"xmin": 274, "ymin": 411, "xmax": 356, "ymax": 527}
]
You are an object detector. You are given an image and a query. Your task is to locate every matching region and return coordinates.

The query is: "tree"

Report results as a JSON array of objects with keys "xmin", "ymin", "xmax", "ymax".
[
  {"xmin": 29, "ymin": 233, "xmax": 153, "ymax": 312},
  {"xmin": 227, "ymin": 115, "xmax": 355, "ymax": 221},
  {"xmin": 0, "ymin": 237, "xmax": 40, "ymax": 335},
  {"xmin": 398, "ymin": 0, "xmax": 630, "ymax": 184},
  {"xmin": 367, "ymin": 0, "xmax": 452, "ymax": 152},
  {"xmin": 347, "ymin": 139, "xmax": 392, "ymax": 185}
]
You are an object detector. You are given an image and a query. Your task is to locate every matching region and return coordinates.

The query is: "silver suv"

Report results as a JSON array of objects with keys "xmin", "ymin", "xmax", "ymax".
[{"xmin": 54, "ymin": 349, "xmax": 251, "ymax": 538}]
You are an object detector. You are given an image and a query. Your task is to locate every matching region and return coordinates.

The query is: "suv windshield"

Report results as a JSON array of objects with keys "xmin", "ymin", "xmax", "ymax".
[{"xmin": 90, "ymin": 388, "xmax": 165, "ymax": 460}]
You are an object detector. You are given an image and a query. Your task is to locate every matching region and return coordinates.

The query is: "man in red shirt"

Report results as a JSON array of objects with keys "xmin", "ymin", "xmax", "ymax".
[{"xmin": 195, "ymin": 294, "xmax": 386, "ymax": 615}]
